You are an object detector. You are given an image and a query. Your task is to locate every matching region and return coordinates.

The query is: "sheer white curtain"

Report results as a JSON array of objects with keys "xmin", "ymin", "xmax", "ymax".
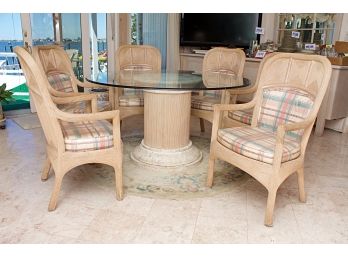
[
  {"xmin": 166, "ymin": 13, "xmax": 180, "ymax": 72},
  {"xmin": 132, "ymin": 13, "xmax": 180, "ymax": 71}
]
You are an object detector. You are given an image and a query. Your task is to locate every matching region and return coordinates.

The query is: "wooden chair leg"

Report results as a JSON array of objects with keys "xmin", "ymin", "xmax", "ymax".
[
  {"xmin": 114, "ymin": 161, "xmax": 124, "ymax": 201},
  {"xmin": 264, "ymin": 188, "xmax": 277, "ymax": 227},
  {"xmin": 297, "ymin": 168, "xmax": 306, "ymax": 202},
  {"xmin": 41, "ymin": 157, "xmax": 51, "ymax": 181},
  {"xmin": 48, "ymin": 175, "xmax": 64, "ymax": 211},
  {"xmin": 206, "ymin": 154, "xmax": 216, "ymax": 188},
  {"xmin": 199, "ymin": 118, "xmax": 205, "ymax": 132}
]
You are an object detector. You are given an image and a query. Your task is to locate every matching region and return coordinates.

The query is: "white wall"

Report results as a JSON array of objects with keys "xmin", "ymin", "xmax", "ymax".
[
  {"xmin": 260, "ymin": 13, "xmax": 276, "ymax": 43},
  {"xmin": 339, "ymin": 13, "xmax": 348, "ymax": 41}
]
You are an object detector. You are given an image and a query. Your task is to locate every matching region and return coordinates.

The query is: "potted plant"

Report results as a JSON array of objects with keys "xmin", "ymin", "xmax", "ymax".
[{"xmin": 0, "ymin": 83, "xmax": 14, "ymax": 129}]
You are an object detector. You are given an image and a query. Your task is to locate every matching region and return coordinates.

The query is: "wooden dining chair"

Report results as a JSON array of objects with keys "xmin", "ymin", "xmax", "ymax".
[
  {"xmin": 115, "ymin": 44, "xmax": 161, "ymax": 120},
  {"xmin": 32, "ymin": 45, "xmax": 113, "ymax": 113},
  {"xmin": 207, "ymin": 53, "xmax": 332, "ymax": 226},
  {"xmin": 15, "ymin": 46, "xmax": 123, "ymax": 211},
  {"xmin": 191, "ymin": 47, "xmax": 249, "ymax": 131}
]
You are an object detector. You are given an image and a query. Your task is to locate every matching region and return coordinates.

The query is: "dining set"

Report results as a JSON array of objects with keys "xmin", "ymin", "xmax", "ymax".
[{"xmin": 14, "ymin": 43, "xmax": 331, "ymax": 226}]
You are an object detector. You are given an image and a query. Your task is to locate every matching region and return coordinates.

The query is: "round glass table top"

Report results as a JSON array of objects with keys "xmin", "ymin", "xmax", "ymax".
[{"xmin": 86, "ymin": 70, "xmax": 250, "ymax": 91}]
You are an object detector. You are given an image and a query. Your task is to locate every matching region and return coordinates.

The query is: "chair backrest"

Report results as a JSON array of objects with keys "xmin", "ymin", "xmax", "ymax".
[
  {"xmin": 251, "ymin": 53, "xmax": 332, "ymax": 141},
  {"xmin": 14, "ymin": 46, "xmax": 65, "ymax": 151},
  {"xmin": 115, "ymin": 44, "xmax": 161, "ymax": 73},
  {"xmin": 32, "ymin": 45, "xmax": 78, "ymax": 93},
  {"xmin": 202, "ymin": 47, "xmax": 246, "ymax": 88}
]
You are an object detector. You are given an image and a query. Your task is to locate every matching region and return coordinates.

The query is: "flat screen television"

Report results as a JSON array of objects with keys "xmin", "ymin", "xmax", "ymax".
[{"xmin": 180, "ymin": 13, "xmax": 262, "ymax": 48}]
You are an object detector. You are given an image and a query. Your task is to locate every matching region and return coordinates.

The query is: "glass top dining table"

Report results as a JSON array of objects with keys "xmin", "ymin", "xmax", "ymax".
[
  {"xmin": 86, "ymin": 70, "xmax": 250, "ymax": 91},
  {"xmin": 87, "ymin": 70, "xmax": 250, "ymax": 168}
]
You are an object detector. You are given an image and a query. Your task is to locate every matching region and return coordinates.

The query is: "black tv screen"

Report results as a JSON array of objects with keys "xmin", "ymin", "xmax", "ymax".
[{"xmin": 180, "ymin": 13, "xmax": 262, "ymax": 48}]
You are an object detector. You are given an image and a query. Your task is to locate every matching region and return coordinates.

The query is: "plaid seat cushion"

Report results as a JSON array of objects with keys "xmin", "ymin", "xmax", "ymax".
[
  {"xmin": 228, "ymin": 109, "xmax": 253, "ymax": 125},
  {"xmin": 60, "ymin": 119, "xmax": 113, "ymax": 152},
  {"xmin": 258, "ymin": 87, "xmax": 314, "ymax": 140},
  {"xmin": 59, "ymin": 100, "xmax": 111, "ymax": 113},
  {"xmin": 119, "ymin": 94, "xmax": 144, "ymax": 107},
  {"xmin": 47, "ymin": 72, "xmax": 74, "ymax": 93},
  {"xmin": 218, "ymin": 127, "xmax": 301, "ymax": 164},
  {"xmin": 191, "ymin": 95, "xmax": 221, "ymax": 111}
]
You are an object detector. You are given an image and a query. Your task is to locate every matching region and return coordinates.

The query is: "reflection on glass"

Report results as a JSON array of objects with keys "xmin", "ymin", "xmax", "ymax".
[
  {"xmin": 0, "ymin": 13, "xmax": 29, "ymax": 110},
  {"xmin": 90, "ymin": 13, "xmax": 107, "ymax": 82},
  {"xmin": 61, "ymin": 13, "xmax": 83, "ymax": 81},
  {"xmin": 31, "ymin": 13, "xmax": 54, "ymax": 46}
]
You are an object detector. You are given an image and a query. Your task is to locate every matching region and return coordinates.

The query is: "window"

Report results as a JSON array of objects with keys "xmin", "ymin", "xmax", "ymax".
[
  {"xmin": 61, "ymin": 13, "xmax": 83, "ymax": 81},
  {"xmin": 31, "ymin": 13, "xmax": 55, "ymax": 46},
  {"xmin": 90, "ymin": 13, "xmax": 107, "ymax": 82},
  {"xmin": 131, "ymin": 13, "xmax": 167, "ymax": 70},
  {"xmin": 0, "ymin": 13, "xmax": 29, "ymax": 111},
  {"xmin": 277, "ymin": 14, "xmax": 337, "ymax": 51}
]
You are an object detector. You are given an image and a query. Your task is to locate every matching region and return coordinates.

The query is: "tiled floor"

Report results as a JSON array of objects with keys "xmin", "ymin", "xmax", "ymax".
[{"xmin": 1, "ymin": 114, "xmax": 348, "ymax": 243}]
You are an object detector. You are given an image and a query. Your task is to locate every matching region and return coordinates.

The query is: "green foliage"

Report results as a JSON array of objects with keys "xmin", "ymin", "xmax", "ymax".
[{"xmin": 0, "ymin": 83, "xmax": 14, "ymax": 103}]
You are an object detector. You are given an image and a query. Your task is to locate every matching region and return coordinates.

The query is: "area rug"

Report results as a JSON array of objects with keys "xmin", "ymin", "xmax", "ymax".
[
  {"xmin": 11, "ymin": 114, "xmax": 41, "ymax": 130},
  {"xmin": 83, "ymin": 135, "xmax": 251, "ymax": 199}
]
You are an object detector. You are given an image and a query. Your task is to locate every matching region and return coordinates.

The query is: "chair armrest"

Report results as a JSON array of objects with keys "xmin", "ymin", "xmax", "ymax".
[
  {"xmin": 52, "ymin": 94, "xmax": 98, "ymax": 113},
  {"xmin": 52, "ymin": 94, "xmax": 97, "ymax": 104},
  {"xmin": 55, "ymin": 108, "xmax": 119, "ymax": 123},
  {"xmin": 213, "ymin": 99, "xmax": 256, "ymax": 112},
  {"xmin": 49, "ymin": 89, "xmax": 84, "ymax": 98},
  {"xmin": 229, "ymin": 84, "xmax": 257, "ymax": 95},
  {"xmin": 273, "ymin": 115, "xmax": 316, "ymax": 167}
]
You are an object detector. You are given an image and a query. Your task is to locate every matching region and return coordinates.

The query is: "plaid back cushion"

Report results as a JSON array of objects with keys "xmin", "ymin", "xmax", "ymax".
[
  {"xmin": 257, "ymin": 87, "xmax": 315, "ymax": 140},
  {"xmin": 47, "ymin": 72, "xmax": 74, "ymax": 93}
]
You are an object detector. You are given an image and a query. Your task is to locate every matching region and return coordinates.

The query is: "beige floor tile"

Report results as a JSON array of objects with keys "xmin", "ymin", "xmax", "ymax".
[
  {"xmin": 134, "ymin": 199, "xmax": 201, "ymax": 243},
  {"xmin": 246, "ymin": 189, "xmax": 302, "ymax": 243},
  {"xmin": 192, "ymin": 196, "xmax": 247, "ymax": 243}
]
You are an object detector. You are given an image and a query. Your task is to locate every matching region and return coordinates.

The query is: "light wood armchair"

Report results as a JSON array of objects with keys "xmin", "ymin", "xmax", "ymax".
[
  {"xmin": 115, "ymin": 44, "xmax": 161, "ymax": 120},
  {"xmin": 191, "ymin": 47, "xmax": 247, "ymax": 132},
  {"xmin": 207, "ymin": 53, "xmax": 332, "ymax": 226},
  {"xmin": 32, "ymin": 45, "xmax": 113, "ymax": 113},
  {"xmin": 15, "ymin": 46, "xmax": 123, "ymax": 211}
]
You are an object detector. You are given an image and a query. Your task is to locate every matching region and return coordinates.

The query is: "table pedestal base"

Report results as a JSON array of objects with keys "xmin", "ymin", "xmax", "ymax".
[{"xmin": 131, "ymin": 139, "xmax": 202, "ymax": 168}]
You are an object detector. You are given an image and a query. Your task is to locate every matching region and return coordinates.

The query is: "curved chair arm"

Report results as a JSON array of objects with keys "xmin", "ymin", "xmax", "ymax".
[
  {"xmin": 229, "ymin": 84, "xmax": 257, "ymax": 95},
  {"xmin": 52, "ymin": 94, "xmax": 98, "ymax": 113},
  {"xmin": 210, "ymin": 99, "xmax": 257, "ymax": 142},
  {"xmin": 273, "ymin": 115, "xmax": 317, "ymax": 168},
  {"xmin": 55, "ymin": 108, "xmax": 119, "ymax": 123},
  {"xmin": 213, "ymin": 99, "xmax": 256, "ymax": 112},
  {"xmin": 49, "ymin": 88, "xmax": 85, "ymax": 98}
]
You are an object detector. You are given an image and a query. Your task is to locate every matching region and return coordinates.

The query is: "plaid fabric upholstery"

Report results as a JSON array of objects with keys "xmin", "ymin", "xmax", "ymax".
[
  {"xmin": 97, "ymin": 101, "xmax": 111, "ymax": 111},
  {"xmin": 92, "ymin": 91, "xmax": 109, "ymax": 102},
  {"xmin": 59, "ymin": 100, "xmax": 111, "ymax": 113},
  {"xmin": 217, "ymin": 127, "xmax": 301, "ymax": 164},
  {"xmin": 59, "ymin": 102, "xmax": 86, "ymax": 114},
  {"xmin": 191, "ymin": 95, "xmax": 221, "ymax": 111},
  {"xmin": 257, "ymin": 87, "xmax": 314, "ymax": 140},
  {"xmin": 119, "ymin": 94, "xmax": 144, "ymax": 107},
  {"xmin": 60, "ymin": 120, "xmax": 113, "ymax": 152},
  {"xmin": 47, "ymin": 72, "xmax": 74, "ymax": 93},
  {"xmin": 228, "ymin": 109, "xmax": 253, "ymax": 125}
]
